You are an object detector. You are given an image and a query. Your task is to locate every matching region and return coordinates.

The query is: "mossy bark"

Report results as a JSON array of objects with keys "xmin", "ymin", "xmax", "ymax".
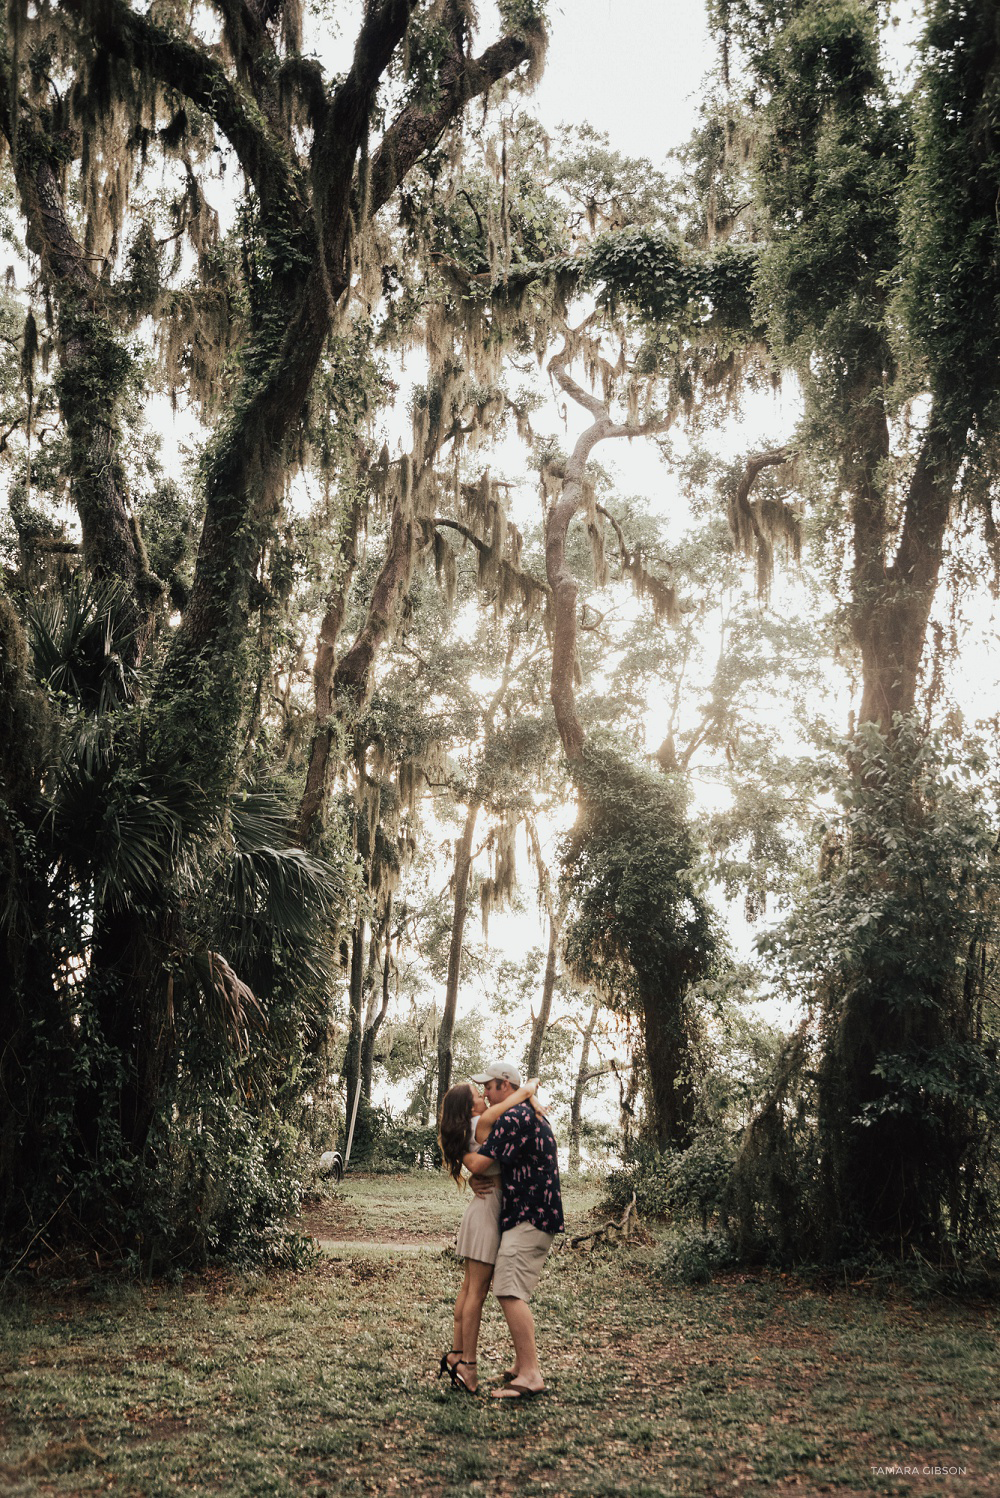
[
  {"xmin": 641, "ymin": 980, "xmax": 696, "ymax": 1152},
  {"xmin": 853, "ymin": 423, "xmax": 960, "ymax": 734},
  {"xmin": 1, "ymin": 102, "xmax": 163, "ymax": 659}
]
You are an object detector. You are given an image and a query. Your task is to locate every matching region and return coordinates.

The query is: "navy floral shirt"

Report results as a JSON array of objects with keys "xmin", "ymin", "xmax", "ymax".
[{"xmin": 478, "ymin": 1103, "xmax": 564, "ymax": 1235}]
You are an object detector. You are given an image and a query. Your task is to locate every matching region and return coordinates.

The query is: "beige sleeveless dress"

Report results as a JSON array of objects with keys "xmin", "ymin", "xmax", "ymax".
[{"xmin": 454, "ymin": 1122, "xmax": 502, "ymax": 1264}]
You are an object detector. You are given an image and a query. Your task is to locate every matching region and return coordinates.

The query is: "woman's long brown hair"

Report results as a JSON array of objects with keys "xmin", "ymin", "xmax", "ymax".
[{"xmin": 438, "ymin": 1083, "xmax": 475, "ymax": 1185}]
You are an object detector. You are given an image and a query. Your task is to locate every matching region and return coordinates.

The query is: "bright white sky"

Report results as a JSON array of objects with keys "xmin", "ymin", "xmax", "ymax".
[{"xmin": 530, "ymin": 0, "xmax": 712, "ymax": 160}]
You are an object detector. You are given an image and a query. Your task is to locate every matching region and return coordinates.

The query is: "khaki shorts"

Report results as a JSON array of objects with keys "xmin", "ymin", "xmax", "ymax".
[{"xmin": 492, "ymin": 1222, "xmax": 555, "ymax": 1301}]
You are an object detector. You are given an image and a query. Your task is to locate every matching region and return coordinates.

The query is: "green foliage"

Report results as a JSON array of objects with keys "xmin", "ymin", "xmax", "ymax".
[
  {"xmin": 144, "ymin": 1093, "xmax": 313, "ymax": 1270},
  {"xmin": 896, "ymin": 0, "xmax": 1000, "ymax": 437},
  {"xmin": 562, "ymin": 742, "xmax": 721, "ymax": 1149},
  {"xmin": 136, "ymin": 479, "xmax": 199, "ymax": 610},
  {"xmin": 552, "ymin": 124, "xmax": 673, "ymax": 233},
  {"xmin": 562, "ymin": 742, "xmax": 718, "ymax": 1006},
  {"xmin": 376, "ymin": 1008, "xmax": 489, "ymax": 1127},
  {"xmin": 743, "ymin": 0, "xmax": 905, "ymax": 381},
  {"xmin": 661, "ymin": 1227, "xmax": 736, "ymax": 1284},
  {"xmin": 751, "ymin": 718, "xmax": 1000, "ymax": 1260},
  {"xmin": 498, "ymin": 0, "xmax": 548, "ymax": 29},
  {"xmin": 26, "ymin": 577, "xmax": 138, "ymax": 715},
  {"xmin": 0, "ymin": 583, "xmax": 350, "ymax": 1271},
  {"xmin": 603, "ymin": 1131, "xmax": 736, "ymax": 1232},
  {"xmin": 586, "ymin": 228, "xmax": 759, "ymax": 338},
  {"xmin": 670, "ymin": 1130, "xmax": 738, "ymax": 1228},
  {"xmin": 603, "ymin": 1147, "xmax": 676, "ymax": 1219},
  {"xmin": 352, "ymin": 1110, "xmax": 441, "ymax": 1173},
  {"xmin": 587, "ymin": 228, "xmax": 701, "ymax": 326}
]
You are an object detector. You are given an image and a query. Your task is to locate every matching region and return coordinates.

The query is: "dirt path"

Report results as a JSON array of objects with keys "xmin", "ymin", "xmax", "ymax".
[{"xmin": 316, "ymin": 1238, "xmax": 448, "ymax": 1253}]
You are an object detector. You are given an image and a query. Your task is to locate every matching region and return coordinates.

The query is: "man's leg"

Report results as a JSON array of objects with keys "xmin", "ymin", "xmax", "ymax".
[{"xmin": 492, "ymin": 1296, "xmax": 544, "ymax": 1395}]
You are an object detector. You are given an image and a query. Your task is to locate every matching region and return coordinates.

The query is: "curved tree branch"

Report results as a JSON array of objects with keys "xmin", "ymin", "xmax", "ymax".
[
  {"xmin": 369, "ymin": 27, "xmax": 543, "ymax": 214},
  {"xmin": 545, "ymin": 340, "xmax": 673, "ymax": 759}
]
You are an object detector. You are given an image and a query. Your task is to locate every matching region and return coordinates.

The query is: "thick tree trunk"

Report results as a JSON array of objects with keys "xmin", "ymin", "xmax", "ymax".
[
  {"xmin": 819, "ymin": 957, "xmax": 965, "ymax": 1254},
  {"xmin": 436, "ymin": 799, "xmax": 479, "ymax": 1113},
  {"xmin": 855, "ymin": 424, "xmax": 960, "ymax": 732},
  {"xmin": 817, "ymin": 422, "xmax": 964, "ymax": 1253},
  {"xmin": 641, "ymin": 980, "xmax": 695, "ymax": 1151},
  {"xmin": 164, "ymin": 269, "xmax": 333, "ymax": 798},
  {"xmin": 76, "ymin": 910, "xmax": 172, "ymax": 1171}
]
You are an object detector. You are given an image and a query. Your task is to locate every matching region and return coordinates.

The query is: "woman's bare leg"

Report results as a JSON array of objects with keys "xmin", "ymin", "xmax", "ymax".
[
  {"xmin": 457, "ymin": 1259, "xmax": 494, "ymax": 1392},
  {"xmin": 449, "ymin": 1263, "xmax": 472, "ymax": 1371}
]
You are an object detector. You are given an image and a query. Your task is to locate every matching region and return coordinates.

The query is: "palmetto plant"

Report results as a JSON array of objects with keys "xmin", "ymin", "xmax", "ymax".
[
  {"xmin": 26, "ymin": 578, "xmax": 138, "ymax": 717},
  {"xmin": 26, "ymin": 583, "xmax": 342, "ymax": 1031},
  {"xmin": 2, "ymin": 581, "xmax": 349, "ymax": 1265}
]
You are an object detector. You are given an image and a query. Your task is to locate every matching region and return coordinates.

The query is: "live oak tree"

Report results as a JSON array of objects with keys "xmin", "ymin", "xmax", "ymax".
[
  {"xmin": 710, "ymin": 0, "xmax": 1000, "ymax": 1257},
  {"xmin": 0, "ymin": 0, "xmax": 548, "ymax": 1264}
]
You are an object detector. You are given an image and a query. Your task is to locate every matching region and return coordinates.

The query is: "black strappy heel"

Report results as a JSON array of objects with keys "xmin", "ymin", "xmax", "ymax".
[
  {"xmin": 438, "ymin": 1350, "xmax": 462, "ymax": 1378},
  {"xmin": 452, "ymin": 1359, "xmax": 478, "ymax": 1394}
]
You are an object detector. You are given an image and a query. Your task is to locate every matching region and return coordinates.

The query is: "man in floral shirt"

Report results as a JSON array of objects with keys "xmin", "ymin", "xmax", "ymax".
[{"xmin": 466, "ymin": 1059, "xmax": 564, "ymax": 1399}]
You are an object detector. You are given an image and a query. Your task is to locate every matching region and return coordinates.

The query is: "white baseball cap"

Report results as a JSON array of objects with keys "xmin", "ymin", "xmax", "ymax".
[{"xmin": 470, "ymin": 1058, "xmax": 522, "ymax": 1087}]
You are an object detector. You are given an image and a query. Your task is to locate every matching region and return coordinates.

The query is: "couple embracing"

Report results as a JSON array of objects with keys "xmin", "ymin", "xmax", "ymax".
[{"xmin": 437, "ymin": 1059, "xmax": 563, "ymax": 1399}]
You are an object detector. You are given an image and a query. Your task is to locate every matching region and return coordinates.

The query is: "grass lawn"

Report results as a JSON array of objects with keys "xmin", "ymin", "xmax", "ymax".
[{"xmin": 1, "ymin": 1174, "xmax": 998, "ymax": 1497}]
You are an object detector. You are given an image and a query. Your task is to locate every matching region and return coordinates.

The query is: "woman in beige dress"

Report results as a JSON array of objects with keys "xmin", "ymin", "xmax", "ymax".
[{"xmin": 437, "ymin": 1075, "xmax": 539, "ymax": 1393}]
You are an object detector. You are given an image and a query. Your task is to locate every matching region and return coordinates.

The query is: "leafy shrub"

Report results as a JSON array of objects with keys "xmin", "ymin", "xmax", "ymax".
[
  {"xmin": 145, "ymin": 1096, "xmax": 306, "ymax": 1270},
  {"xmin": 368, "ymin": 1120, "xmax": 441, "ymax": 1173},
  {"xmin": 661, "ymin": 1228, "xmax": 735, "ymax": 1285},
  {"xmin": 348, "ymin": 1103, "xmax": 441, "ymax": 1173},
  {"xmin": 669, "ymin": 1131, "xmax": 736, "ymax": 1230},
  {"xmin": 602, "ymin": 1131, "xmax": 736, "ymax": 1226},
  {"xmin": 602, "ymin": 1148, "xmax": 676, "ymax": 1219}
]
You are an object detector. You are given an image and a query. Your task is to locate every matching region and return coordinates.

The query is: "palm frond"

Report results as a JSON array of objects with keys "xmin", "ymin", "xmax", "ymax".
[
  {"xmin": 214, "ymin": 787, "xmax": 350, "ymax": 991},
  {"xmin": 47, "ymin": 743, "xmax": 210, "ymax": 911},
  {"xmin": 179, "ymin": 945, "xmax": 266, "ymax": 1056},
  {"xmin": 25, "ymin": 578, "xmax": 139, "ymax": 715},
  {"xmin": 227, "ymin": 789, "xmax": 349, "ymax": 934}
]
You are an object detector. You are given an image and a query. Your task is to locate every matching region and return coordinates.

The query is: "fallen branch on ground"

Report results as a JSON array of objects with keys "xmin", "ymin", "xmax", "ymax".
[{"xmin": 568, "ymin": 1190, "xmax": 641, "ymax": 1251}]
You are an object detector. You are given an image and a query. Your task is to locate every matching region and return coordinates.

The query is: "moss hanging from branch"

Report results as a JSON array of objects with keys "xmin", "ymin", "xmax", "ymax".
[
  {"xmin": 726, "ymin": 447, "xmax": 799, "ymax": 598},
  {"xmin": 597, "ymin": 502, "xmax": 681, "ymax": 626},
  {"xmin": 479, "ymin": 806, "xmax": 519, "ymax": 939}
]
